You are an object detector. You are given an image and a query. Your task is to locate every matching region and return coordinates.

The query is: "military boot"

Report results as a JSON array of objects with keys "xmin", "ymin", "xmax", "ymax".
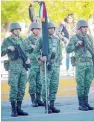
[
  {"xmin": 11, "ymin": 101, "xmax": 18, "ymax": 117},
  {"xmin": 36, "ymin": 93, "xmax": 45, "ymax": 106},
  {"xmin": 17, "ymin": 101, "xmax": 28, "ymax": 116},
  {"xmin": 78, "ymin": 96, "xmax": 88, "ymax": 111},
  {"xmin": 44, "ymin": 101, "xmax": 52, "ymax": 114},
  {"xmin": 84, "ymin": 96, "xmax": 94, "ymax": 110},
  {"xmin": 50, "ymin": 100, "xmax": 60, "ymax": 113},
  {"xmin": 30, "ymin": 94, "xmax": 38, "ymax": 107}
]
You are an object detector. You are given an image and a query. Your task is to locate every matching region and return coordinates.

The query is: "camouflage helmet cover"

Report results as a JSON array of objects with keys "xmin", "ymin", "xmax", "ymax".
[
  {"xmin": 76, "ymin": 20, "xmax": 88, "ymax": 30},
  {"xmin": 30, "ymin": 22, "xmax": 41, "ymax": 30},
  {"xmin": 48, "ymin": 21, "xmax": 56, "ymax": 29},
  {"xmin": 9, "ymin": 22, "xmax": 21, "ymax": 32}
]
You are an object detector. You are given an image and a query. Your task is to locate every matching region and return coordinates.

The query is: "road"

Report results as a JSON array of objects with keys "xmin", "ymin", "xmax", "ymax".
[{"xmin": 1, "ymin": 91, "xmax": 94, "ymax": 121}]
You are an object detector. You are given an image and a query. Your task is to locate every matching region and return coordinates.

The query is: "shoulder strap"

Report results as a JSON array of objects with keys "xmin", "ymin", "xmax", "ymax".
[
  {"xmin": 75, "ymin": 34, "xmax": 82, "ymax": 40},
  {"xmin": 7, "ymin": 37, "xmax": 16, "ymax": 46}
]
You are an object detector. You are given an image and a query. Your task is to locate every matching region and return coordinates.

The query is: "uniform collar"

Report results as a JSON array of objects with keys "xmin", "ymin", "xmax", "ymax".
[
  {"xmin": 77, "ymin": 32, "xmax": 87, "ymax": 38},
  {"xmin": 31, "ymin": 33, "xmax": 39, "ymax": 40},
  {"xmin": 10, "ymin": 35, "xmax": 20, "ymax": 40},
  {"xmin": 49, "ymin": 34, "xmax": 55, "ymax": 39}
]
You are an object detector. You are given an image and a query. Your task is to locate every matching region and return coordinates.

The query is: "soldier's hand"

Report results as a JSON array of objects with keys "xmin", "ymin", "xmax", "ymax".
[
  {"xmin": 31, "ymin": 44, "xmax": 35, "ymax": 49},
  {"xmin": 8, "ymin": 46, "xmax": 15, "ymax": 51},
  {"xmin": 40, "ymin": 56, "xmax": 47, "ymax": 61},
  {"xmin": 76, "ymin": 41, "xmax": 83, "ymax": 47},
  {"xmin": 25, "ymin": 58, "xmax": 31, "ymax": 64}
]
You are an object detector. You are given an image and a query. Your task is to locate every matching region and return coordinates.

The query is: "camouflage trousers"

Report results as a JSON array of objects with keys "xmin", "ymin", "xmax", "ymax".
[
  {"xmin": 28, "ymin": 67, "xmax": 42, "ymax": 95},
  {"xmin": 76, "ymin": 64, "xmax": 93, "ymax": 97},
  {"xmin": 8, "ymin": 67, "xmax": 27, "ymax": 101},
  {"xmin": 42, "ymin": 65, "xmax": 60, "ymax": 101}
]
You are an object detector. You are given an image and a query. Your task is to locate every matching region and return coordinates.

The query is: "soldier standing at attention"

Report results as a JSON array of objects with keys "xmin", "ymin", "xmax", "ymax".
[
  {"xmin": 26, "ymin": 22, "xmax": 44, "ymax": 107},
  {"xmin": 66, "ymin": 20, "xmax": 94, "ymax": 111},
  {"xmin": 33, "ymin": 21, "xmax": 62, "ymax": 113},
  {"xmin": 1, "ymin": 22, "xmax": 31, "ymax": 117}
]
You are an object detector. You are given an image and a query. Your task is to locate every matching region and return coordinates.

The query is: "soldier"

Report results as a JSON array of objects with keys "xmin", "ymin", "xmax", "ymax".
[
  {"xmin": 1, "ymin": 22, "xmax": 30, "ymax": 117},
  {"xmin": 26, "ymin": 22, "xmax": 44, "ymax": 107},
  {"xmin": 66, "ymin": 20, "xmax": 94, "ymax": 111},
  {"xmin": 33, "ymin": 21, "xmax": 62, "ymax": 113}
]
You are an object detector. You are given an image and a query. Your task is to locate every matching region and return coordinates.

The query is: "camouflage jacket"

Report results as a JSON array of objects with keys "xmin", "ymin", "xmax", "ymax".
[
  {"xmin": 26, "ymin": 34, "xmax": 41, "ymax": 68},
  {"xmin": 1, "ymin": 35, "xmax": 30, "ymax": 70},
  {"xmin": 33, "ymin": 35, "xmax": 62, "ymax": 67},
  {"xmin": 66, "ymin": 33, "xmax": 94, "ymax": 66}
]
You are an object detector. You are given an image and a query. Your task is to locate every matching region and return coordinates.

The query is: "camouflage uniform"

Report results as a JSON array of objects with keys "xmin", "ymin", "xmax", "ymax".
[
  {"xmin": 66, "ymin": 20, "xmax": 94, "ymax": 111},
  {"xmin": 41, "ymin": 35, "xmax": 62, "ymax": 102},
  {"xmin": 1, "ymin": 22, "xmax": 29, "ymax": 117},
  {"xmin": 26, "ymin": 22, "xmax": 44, "ymax": 107},
  {"xmin": 33, "ymin": 22, "xmax": 62, "ymax": 113}
]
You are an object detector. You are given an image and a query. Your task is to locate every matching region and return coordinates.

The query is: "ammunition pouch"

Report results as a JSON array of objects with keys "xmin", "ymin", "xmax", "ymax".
[
  {"xmin": 47, "ymin": 63, "xmax": 52, "ymax": 71},
  {"xmin": 51, "ymin": 52, "xmax": 55, "ymax": 59},
  {"xmin": 71, "ymin": 56, "xmax": 76, "ymax": 66},
  {"xmin": 47, "ymin": 52, "xmax": 55, "ymax": 71},
  {"xmin": 4, "ymin": 60, "xmax": 9, "ymax": 71}
]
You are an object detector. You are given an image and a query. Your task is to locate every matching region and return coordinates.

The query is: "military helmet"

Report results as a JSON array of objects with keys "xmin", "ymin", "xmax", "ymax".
[
  {"xmin": 9, "ymin": 22, "xmax": 21, "ymax": 32},
  {"xmin": 48, "ymin": 22, "xmax": 56, "ymax": 29},
  {"xmin": 76, "ymin": 20, "xmax": 88, "ymax": 30},
  {"xmin": 30, "ymin": 22, "xmax": 41, "ymax": 30}
]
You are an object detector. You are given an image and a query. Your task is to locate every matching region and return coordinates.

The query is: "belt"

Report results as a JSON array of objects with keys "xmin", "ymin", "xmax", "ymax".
[{"xmin": 76, "ymin": 58, "xmax": 92, "ymax": 62}]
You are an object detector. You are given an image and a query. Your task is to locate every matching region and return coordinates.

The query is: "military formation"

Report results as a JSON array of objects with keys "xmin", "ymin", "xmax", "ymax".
[{"xmin": 1, "ymin": 19, "xmax": 94, "ymax": 117}]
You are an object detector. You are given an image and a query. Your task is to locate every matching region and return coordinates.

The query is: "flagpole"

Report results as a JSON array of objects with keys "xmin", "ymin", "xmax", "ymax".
[
  {"xmin": 39, "ymin": 1, "xmax": 49, "ymax": 114},
  {"xmin": 44, "ymin": 60, "xmax": 48, "ymax": 114}
]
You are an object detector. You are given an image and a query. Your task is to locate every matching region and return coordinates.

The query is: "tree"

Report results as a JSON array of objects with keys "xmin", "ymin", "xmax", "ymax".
[{"xmin": 1, "ymin": 0, "xmax": 94, "ymax": 27}]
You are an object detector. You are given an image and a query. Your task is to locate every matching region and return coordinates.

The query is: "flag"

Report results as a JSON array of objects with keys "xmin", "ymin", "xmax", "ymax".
[{"xmin": 39, "ymin": 2, "xmax": 49, "ymax": 56}]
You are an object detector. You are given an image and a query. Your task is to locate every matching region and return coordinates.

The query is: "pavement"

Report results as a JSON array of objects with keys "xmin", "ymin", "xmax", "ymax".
[{"xmin": 1, "ymin": 91, "xmax": 94, "ymax": 121}]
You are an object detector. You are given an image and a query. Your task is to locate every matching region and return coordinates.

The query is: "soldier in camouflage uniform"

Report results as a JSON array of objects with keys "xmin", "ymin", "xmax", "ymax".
[
  {"xmin": 33, "ymin": 22, "xmax": 62, "ymax": 113},
  {"xmin": 66, "ymin": 20, "xmax": 94, "ymax": 111},
  {"xmin": 1, "ymin": 22, "xmax": 30, "ymax": 117},
  {"xmin": 26, "ymin": 22, "xmax": 44, "ymax": 107}
]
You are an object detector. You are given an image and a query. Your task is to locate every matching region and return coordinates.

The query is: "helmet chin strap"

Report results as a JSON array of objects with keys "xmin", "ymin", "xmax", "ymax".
[{"xmin": 32, "ymin": 31, "xmax": 39, "ymax": 37}]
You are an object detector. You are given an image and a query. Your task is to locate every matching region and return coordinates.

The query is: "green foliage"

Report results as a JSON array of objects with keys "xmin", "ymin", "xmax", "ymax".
[
  {"xmin": 45, "ymin": 1, "xmax": 94, "ymax": 24},
  {"xmin": 1, "ymin": 0, "xmax": 94, "ymax": 26},
  {"xmin": 1, "ymin": 1, "xmax": 30, "ymax": 25}
]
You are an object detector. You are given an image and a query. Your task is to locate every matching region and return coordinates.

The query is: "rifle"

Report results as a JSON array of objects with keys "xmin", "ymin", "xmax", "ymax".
[
  {"xmin": 7, "ymin": 38, "xmax": 31, "ymax": 71},
  {"xmin": 82, "ymin": 35, "xmax": 94, "ymax": 77},
  {"xmin": 76, "ymin": 34, "xmax": 94, "ymax": 76},
  {"xmin": 47, "ymin": 52, "xmax": 55, "ymax": 71}
]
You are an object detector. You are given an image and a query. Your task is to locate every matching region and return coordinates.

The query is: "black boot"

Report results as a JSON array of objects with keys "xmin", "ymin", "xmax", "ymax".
[
  {"xmin": 17, "ymin": 101, "xmax": 28, "ymax": 116},
  {"xmin": 78, "ymin": 96, "xmax": 88, "ymax": 111},
  {"xmin": 30, "ymin": 94, "xmax": 38, "ymax": 107},
  {"xmin": 50, "ymin": 100, "xmax": 60, "ymax": 113},
  {"xmin": 36, "ymin": 93, "xmax": 45, "ymax": 106},
  {"xmin": 44, "ymin": 101, "xmax": 52, "ymax": 114},
  {"xmin": 84, "ymin": 96, "xmax": 94, "ymax": 110},
  {"xmin": 11, "ymin": 101, "xmax": 18, "ymax": 117}
]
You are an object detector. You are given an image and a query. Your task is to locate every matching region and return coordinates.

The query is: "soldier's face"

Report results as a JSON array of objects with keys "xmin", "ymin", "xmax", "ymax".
[
  {"xmin": 33, "ymin": 28, "xmax": 41, "ymax": 36},
  {"xmin": 81, "ymin": 26, "xmax": 88, "ymax": 34},
  {"xmin": 13, "ymin": 28, "xmax": 21, "ymax": 36},
  {"xmin": 48, "ymin": 28, "xmax": 55, "ymax": 35}
]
